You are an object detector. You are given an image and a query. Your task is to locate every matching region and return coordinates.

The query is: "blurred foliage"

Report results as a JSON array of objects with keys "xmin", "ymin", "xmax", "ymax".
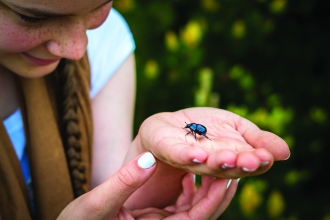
[{"xmin": 114, "ymin": 0, "xmax": 330, "ymax": 219}]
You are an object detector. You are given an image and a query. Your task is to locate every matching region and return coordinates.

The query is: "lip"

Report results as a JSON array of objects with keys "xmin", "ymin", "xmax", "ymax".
[{"xmin": 22, "ymin": 52, "xmax": 61, "ymax": 66}]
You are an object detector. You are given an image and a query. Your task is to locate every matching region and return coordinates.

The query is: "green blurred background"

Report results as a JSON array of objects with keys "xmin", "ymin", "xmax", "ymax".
[{"xmin": 113, "ymin": 0, "xmax": 329, "ymax": 219}]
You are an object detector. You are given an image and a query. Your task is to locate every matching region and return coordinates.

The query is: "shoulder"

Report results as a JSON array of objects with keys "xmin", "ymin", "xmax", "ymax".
[{"xmin": 87, "ymin": 8, "xmax": 136, "ymax": 98}]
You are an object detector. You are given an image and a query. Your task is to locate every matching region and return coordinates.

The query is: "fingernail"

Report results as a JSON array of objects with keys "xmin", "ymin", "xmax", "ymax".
[
  {"xmin": 138, "ymin": 152, "xmax": 156, "ymax": 169},
  {"xmin": 260, "ymin": 161, "xmax": 269, "ymax": 166},
  {"xmin": 237, "ymin": 178, "xmax": 241, "ymax": 183},
  {"xmin": 242, "ymin": 167, "xmax": 256, "ymax": 172},
  {"xmin": 192, "ymin": 158, "xmax": 203, "ymax": 163},
  {"xmin": 226, "ymin": 179, "xmax": 232, "ymax": 189},
  {"xmin": 284, "ymin": 154, "xmax": 291, "ymax": 160},
  {"xmin": 221, "ymin": 163, "xmax": 235, "ymax": 169}
]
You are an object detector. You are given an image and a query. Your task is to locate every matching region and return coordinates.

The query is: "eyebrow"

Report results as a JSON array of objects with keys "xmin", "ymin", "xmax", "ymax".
[{"xmin": 8, "ymin": 0, "xmax": 112, "ymax": 17}]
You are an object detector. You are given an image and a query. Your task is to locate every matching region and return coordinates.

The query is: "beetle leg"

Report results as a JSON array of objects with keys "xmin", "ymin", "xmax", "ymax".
[
  {"xmin": 203, "ymin": 134, "xmax": 212, "ymax": 141},
  {"xmin": 185, "ymin": 131, "xmax": 192, "ymax": 136},
  {"xmin": 194, "ymin": 132, "xmax": 197, "ymax": 141}
]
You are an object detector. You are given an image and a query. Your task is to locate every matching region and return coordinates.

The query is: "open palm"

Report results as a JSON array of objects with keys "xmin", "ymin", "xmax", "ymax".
[{"xmin": 138, "ymin": 107, "xmax": 290, "ymax": 179}]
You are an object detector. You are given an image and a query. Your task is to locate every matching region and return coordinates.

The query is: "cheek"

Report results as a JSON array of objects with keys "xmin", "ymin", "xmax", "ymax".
[{"xmin": 0, "ymin": 22, "xmax": 48, "ymax": 53}]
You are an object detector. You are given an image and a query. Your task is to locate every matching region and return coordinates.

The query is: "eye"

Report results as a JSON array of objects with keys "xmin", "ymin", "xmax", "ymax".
[{"xmin": 14, "ymin": 12, "xmax": 48, "ymax": 24}]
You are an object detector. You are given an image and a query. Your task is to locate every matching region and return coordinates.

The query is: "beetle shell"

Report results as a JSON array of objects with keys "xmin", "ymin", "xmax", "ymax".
[{"xmin": 183, "ymin": 122, "xmax": 212, "ymax": 141}]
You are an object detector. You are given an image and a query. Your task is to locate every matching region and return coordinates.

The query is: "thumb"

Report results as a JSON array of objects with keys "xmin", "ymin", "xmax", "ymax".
[{"xmin": 87, "ymin": 152, "xmax": 157, "ymax": 218}]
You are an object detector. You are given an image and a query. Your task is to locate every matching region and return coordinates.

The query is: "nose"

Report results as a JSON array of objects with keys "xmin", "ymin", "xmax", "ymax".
[{"xmin": 46, "ymin": 20, "xmax": 88, "ymax": 60}]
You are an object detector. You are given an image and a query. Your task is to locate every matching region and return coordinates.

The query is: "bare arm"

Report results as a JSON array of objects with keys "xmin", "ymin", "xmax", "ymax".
[
  {"xmin": 91, "ymin": 53, "xmax": 136, "ymax": 187},
  {"xmin": 91, "ymin": 53, "xmax": 191, "ymax": 210},
  {"xmin": 91, "ymin": 53, "xmax": 189, "ymax": 208}
]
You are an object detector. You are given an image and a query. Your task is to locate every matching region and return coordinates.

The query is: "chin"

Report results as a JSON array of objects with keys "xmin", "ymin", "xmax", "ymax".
[{"xmin": 15, "ymin": 61, "xmax": 60, "ymax": 79}]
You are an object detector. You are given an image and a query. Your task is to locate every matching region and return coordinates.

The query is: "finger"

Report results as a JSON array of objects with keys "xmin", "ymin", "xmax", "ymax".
[
  {"xmin": 177, "ymin": 146, "xmax": 274, "ymax": 179},
  {"xmin": 207, "ymin": 149, "xmax": 237, "ymax": 171},
  {"xmin": 165, "ymin": 173, "xmax": 197, "ymax": 212},
  {"xmin": 130, "ymin": 207, "xmax": 172, "ymax": 219},
  {"xmin": 192, "ymin": 176, "xmax": 216, "ymax": 204},
  {"xmin": 210, "ymin": 178, "xmax": 238, "ymax": 220},
  {"xmin": 240, "ymin": 124, "xmax": 290, "ymax": 161},
  {"xmin": 84, "ymin": 152, "xmax": 157, "ymax": 219},
  {"xmin": 117, "ymin": 207, "xmax": 135, "ymax": 220},
  {"xmin": 165, "ymin": 178, "xmax": 230, "ymax": 220},
  {"xmin": 252, "ymin": 147, "xmax": 274, "ymax": 170},
  {"xmin": 236, "ymin": 150, "xmax": 263, "ymax": 172},
  {"xmin": 186, "ymin": 178, "xmax": 231, "ymax": 220},
  {"xmin": 172, "ymin": 175, "xmax": 217, "ymax": 214},
  {"xmin": 212, "ymin": 149, "xmax": 274, "ymax": 178}
]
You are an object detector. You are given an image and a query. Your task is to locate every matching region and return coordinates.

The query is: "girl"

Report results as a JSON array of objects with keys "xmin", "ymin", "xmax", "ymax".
[{"xmin": 0, "ymin": 0, "xmax": 290, "ymax": 219}]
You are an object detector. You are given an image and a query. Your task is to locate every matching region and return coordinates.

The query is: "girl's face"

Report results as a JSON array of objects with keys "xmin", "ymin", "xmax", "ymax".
[{"xmin": 0, "ymin": 0, "xmax": 112, "ymax": 78}]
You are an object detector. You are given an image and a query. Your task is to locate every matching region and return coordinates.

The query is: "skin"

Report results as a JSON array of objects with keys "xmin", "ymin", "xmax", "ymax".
[
  {"xmin": 0, "ymin": 0, "xmax": 112, "ymax": 118},
  {"xmin": 58, "ymin": 153, "xmax": 239, "ymax": 220},
  {"xmin": 124, "ymin": 107, "xmax": 289, "ymax": 209},
  {"xmin": 0, "ymin": 0, "xmax": 290, "ymax": 218}
]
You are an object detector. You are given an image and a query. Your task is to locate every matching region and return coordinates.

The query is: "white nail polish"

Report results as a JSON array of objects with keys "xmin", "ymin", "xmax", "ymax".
[
  {"xmin": 226, "ymin": 179, "xmax": 232, "ymax": 189},
  {"xmin": 138, "ymin": 152, "xmax": 156, "ymax": 169},
  {"xmin": 284, "ymin": 154, "xmax": 291, "ymax": 160},
  {"xmin": 242, "ymin": 167, "xmax": 256, "ymax": 172},
  {"xmin": 260, "ymin": 161, "xmax": 269, "ymax": 166},
  {"xmin": 192, "ymin": 158, "xmax": 203, "ymax": 163},
  {"xmin": 221, "ymin": 163, "xmax": 235, "ymax": 169},
  {"xmin": 237, "ymin": 178, "xmax": 241, "ymax": 183}
]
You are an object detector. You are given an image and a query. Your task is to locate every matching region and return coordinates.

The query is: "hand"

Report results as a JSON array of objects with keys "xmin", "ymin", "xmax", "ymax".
[
  {"xmin": 130, "ymin": 173, "xmax": 238, "ymax": 220},
  {"xmin": 57, "ymin": 152, "xmax": 237, "ymax": 220},
  {"xmin": 57, "ymin": 152, "xmax": 157, "ymax": 220},
  {"xmin": 138, "ymin": 107, "xmax": 290, "ymax": 179}
]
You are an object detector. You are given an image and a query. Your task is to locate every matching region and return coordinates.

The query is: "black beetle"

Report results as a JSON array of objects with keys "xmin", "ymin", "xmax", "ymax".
[{"xmin": 183, "ymin": 122, "xmax": 212, "ymax": 141}]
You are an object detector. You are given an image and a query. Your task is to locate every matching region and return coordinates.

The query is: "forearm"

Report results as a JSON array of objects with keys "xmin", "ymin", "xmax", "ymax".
[{"xmin": 123, "ymin": 136, "xmax": 187, "ymax": 210}]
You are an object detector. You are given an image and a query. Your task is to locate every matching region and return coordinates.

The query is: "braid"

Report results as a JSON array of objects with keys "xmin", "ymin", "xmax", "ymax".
[{"xmin": 58, "ymin": 59, "xmax": 87, "ymax": 198}]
